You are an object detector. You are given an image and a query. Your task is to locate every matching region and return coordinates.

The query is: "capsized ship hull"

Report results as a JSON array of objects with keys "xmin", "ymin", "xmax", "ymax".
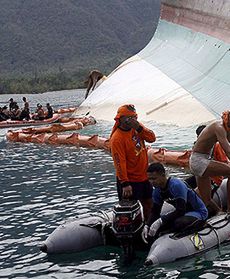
[{"xmin": 76, "ymin": 0, "xmax": 230, "ymax": 126}]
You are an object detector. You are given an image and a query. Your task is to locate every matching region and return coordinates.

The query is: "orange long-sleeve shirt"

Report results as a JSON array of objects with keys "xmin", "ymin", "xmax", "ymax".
[{"xmin": 110, "ymin": 124, "xmax": 156, "ymax": 184}]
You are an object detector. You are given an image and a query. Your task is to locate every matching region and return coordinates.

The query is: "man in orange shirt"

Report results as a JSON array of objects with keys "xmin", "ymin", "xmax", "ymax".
[{"xmin": 110, "ymin": 104, "xmax": 156, "ymax": 219}]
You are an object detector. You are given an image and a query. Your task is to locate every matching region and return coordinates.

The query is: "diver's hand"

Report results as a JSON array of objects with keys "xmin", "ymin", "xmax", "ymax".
[
  {"xmin": 141, "ymin": 225, "xmax": 149, "ymax": 244},
  {"xmin": 122, "ymin": 185, "xmax": 132, "ymax": 199},
  {"xmin": 148, "ymin": 218, "xmax": 162, "ymax": 237}
]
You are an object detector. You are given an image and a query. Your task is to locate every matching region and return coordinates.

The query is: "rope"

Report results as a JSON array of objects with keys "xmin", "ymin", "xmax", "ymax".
[{"xmin": 98, "ymin": 210, "xmax": 111, "ymax": 222}]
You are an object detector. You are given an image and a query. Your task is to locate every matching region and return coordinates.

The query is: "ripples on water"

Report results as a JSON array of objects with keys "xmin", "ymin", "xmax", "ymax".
[{"xmin": 1, "ymin": 90, "xmax": 230, "ymax": 278}]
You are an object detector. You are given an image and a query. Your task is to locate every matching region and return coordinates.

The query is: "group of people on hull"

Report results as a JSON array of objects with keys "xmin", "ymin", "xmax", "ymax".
[
  {"xmin": 109, "ymin": 104, "xmax": 230, "ymax": 244},
  {"xmin": 0, "ymin": 97, "xmax": 53, "ymax": 122}
]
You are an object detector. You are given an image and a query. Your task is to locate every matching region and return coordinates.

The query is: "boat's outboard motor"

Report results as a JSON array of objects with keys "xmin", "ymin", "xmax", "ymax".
[{"xmin": 111, "ymin": 200, "xmax": 144, "ymax": 262}]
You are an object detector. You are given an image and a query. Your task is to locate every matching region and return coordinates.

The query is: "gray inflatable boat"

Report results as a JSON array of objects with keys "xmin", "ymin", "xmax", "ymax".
[
  {"xmin": 145, "ymin": 212, "xmax": 230, "ymax": 265},
  {"xmin": 40, "ymin": 180, "xmax": 230, "ymax": 266},
  {"xmin": 145, "ymin": 179, "xmax": 230, "ymax": 265},
  {"xmin": 40, "ymin": 212, "xmax": 113, "ymax": 254}
]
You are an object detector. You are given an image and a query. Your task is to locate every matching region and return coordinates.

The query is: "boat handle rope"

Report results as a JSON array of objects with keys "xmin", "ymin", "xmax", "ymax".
[
  {"xmin": 97, "ymin": 210, "xmax": 113, "ymax": 245},
  {"xmin": 199, "ymin": 215, "xmax": 230, "ymax": 237},
  {"xmin": 98, "ymin": 210, "xmax": 111, "ymax": 222},
  {"xmin": 212, "ymin": 226, "xmax": 220, "ymax": 247},
  {"xmin": 214, "ymin": 191, "xmax": 223, "ymax": 211}
]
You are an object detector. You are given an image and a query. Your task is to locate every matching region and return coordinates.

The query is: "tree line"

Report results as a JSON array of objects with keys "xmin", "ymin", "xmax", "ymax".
[{"xmin": 0, "ymin": 69, "xmax": 89, "ymax": 94}]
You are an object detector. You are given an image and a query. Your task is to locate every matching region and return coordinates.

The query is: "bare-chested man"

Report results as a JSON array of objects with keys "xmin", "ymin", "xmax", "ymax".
[
  {"xmin": 84, "ymin": 70, "xmax": 104, "ymax": 99},
  {"xmin": 20, "ymin": 97, "xmax": 30, "ymax": 120},
  {"xmin": 189, "ymin": 111, "xmax": 230, "ymax": 215}
]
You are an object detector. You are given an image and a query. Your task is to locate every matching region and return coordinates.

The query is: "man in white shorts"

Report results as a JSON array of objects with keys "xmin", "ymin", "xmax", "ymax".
[{"xmin": 189, "ymin": 111, "xmax": 230, "ymax": 215}]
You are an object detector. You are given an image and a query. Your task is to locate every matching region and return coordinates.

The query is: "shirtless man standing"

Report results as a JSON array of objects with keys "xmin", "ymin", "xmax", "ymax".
[
  {"xmin": 189, "ymin": 111, "xmax": 230, "ymax": 214},
  {"xmin": 20, "ymin": 97, "xmax": 30, "ymax": 120},
  {"xmin": 84, "ymin": 70, "xmax": 104, "ymax": 99}
]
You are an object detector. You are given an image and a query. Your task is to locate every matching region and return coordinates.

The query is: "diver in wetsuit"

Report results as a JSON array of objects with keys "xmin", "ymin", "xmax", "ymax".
[{"xmin": 142, "ymin": 162, "xmax": 208, "ymax": 243}]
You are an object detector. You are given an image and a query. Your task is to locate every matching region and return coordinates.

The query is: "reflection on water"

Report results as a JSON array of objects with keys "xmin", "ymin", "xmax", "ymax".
[{"xmin": 0, "ymin": 90, "xmax": 230, "ymax": 278}]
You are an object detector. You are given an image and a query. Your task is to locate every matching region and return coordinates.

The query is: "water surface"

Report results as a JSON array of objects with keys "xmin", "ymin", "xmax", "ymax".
[{"xmin": 1, "ymin": 90, "xmax": 230, "ymax": 278}]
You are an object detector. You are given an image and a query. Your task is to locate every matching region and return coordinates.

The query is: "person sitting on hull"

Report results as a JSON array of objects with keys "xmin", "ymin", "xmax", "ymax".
[
  {"xmin": 9, "ymin": 98, "xmax": 17, "ymax": 111},
  {"xmin": 189, "ymin": 111, "xmax": 230, "ymax": 215},
  {"xmin": 142, "ymin": 163, "xmax": 208, "ymax": 244},
  {"xmin": 10, "ymin": 104, "xmax": 21, "ymax": 120},
  {"xmin": 0, "ymin": 107, "xmax": 8, "ymax": 121},
  {"xmin": 20, "ymin": 97, "xmax": 30, "ymax": 121},
  {"xmin": 84, "ymin": 70, "xmax": 105, "ymax": 99},
  {"xmin": 32, "ymin": 104, "xmax": 45, "ymax": 120},
  {"xmin": 2, "ymin": 106, "xmax": 10, "ymax": 120},
  {"xmin": 110, "ymin": 104, "xmax": 156, "ymax": 220},
  {"xmin": 185, "ymin": 124, "xmax": 228, "ymax": 196},
  {"xmin": 45, "ymin": 103, "xmax": 53, "ymax": 119}
]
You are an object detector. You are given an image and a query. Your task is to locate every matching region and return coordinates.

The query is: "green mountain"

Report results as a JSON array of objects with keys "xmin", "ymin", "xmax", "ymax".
[{"xmin": 0, "ymin": 0, "xmax": 160, "ymax": 93}]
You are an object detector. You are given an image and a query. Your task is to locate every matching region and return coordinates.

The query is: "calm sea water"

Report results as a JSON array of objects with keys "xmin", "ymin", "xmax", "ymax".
[{"xmin": 1, "ymin": 89, "xmax": 230, "ymax": 279}]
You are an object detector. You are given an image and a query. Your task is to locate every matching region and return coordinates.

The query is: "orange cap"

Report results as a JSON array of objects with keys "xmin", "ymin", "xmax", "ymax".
[
  {"xmin": 114, "ymin": 104, "xmax": 137, "ymax": 120},
  {"xmin": 110, "ymin": 104, "xmax": 137, "ymax": 139}
]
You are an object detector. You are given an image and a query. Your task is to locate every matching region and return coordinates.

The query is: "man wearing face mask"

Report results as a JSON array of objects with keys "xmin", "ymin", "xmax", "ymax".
[{"xmin": 110, "ymin": 104, "xmax": 156, "ymax": 219}]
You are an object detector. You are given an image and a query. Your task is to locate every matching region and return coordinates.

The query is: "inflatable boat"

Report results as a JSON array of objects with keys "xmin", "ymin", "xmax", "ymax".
[
  {"xmin": 0, "ymin": 113, "xmax": 60, "ymax": 128},
  {"xmin": 55, "ymin": 107, "xmax": 77, "ymax": 114},
  {"xmin": 40, "ymin": 179, "xmax": 230, "ymax": 266},
  {"xmin": 5, "ymin": 128, "xmax": 191, "ymax": 161},
  {"xmin": 11, "ymin": 116, "xmax": 96, "ymax": 135},
  {"xmin": 4, "ymin": 123, "xmax": 192, "ymax": 165},
  {"xmin": 6, "ymin": 131, "xmax": 109, "ymax": 149},
  {"xmin": 148, "ymin": 147, "xmax": 191, "ymax": 167},
  {"xmin": 18, "ymin": 121, "xmax": 84, "ymax": 134}
]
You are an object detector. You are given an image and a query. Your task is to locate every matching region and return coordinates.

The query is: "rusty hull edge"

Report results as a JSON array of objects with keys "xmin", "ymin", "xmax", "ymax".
[{"xmin": 161, "ymin": 0, "xmax": 230, "ymax": 44}]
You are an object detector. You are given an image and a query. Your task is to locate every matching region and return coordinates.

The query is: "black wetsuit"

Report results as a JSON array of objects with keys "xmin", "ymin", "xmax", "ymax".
[{"xmin": 147, "ymin": 177, "xmax": 208, "ymax": 235}]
